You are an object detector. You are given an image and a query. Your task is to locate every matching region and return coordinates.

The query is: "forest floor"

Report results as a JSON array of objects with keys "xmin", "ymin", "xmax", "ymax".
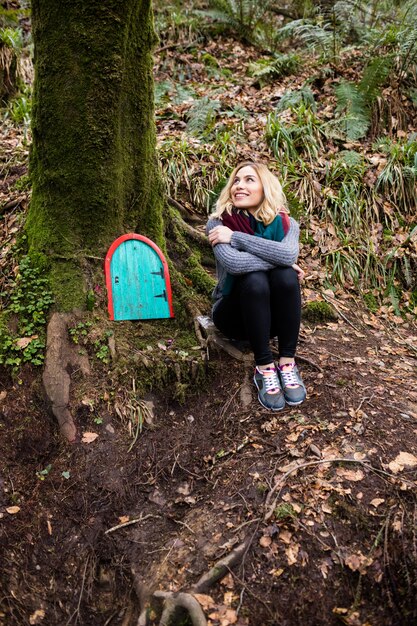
[
  {"xmin": 1, "ymin": 304, "xmax": 417, "ymax": 626},
  {"xmin": 1, "ymin": 28, "xmax": 417, "ymax": 626}
]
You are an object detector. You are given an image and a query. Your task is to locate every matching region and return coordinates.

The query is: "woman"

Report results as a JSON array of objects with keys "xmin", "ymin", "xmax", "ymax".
[{"xmin": 206, "ymin": 161, "xmax": 306, "ymax": 411}]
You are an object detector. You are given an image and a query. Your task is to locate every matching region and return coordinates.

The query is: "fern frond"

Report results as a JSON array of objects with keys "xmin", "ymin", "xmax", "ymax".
[
  {"xmin": 276, "ymin": 86, "xmax": 316, "ymax": 112},
  {"xmin": 186, "ymin": 97, "xmax": 221, "ymax": 136},
  {"xmin": 359, "ymin": 57, "xmax": 392, "ymax": 102},
  {"xmin": 334, "ymin": 81, "xmax": 370, "ymax": 140}
]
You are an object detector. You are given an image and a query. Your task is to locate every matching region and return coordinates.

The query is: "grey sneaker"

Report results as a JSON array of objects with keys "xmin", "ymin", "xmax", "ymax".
[
  {"xmin": 278, "ymin": 363, "xmax": 307, "ymax": 406},
  {"xmin": 253, "ymin": 366, "xmax": 285, "ymax": 411}
]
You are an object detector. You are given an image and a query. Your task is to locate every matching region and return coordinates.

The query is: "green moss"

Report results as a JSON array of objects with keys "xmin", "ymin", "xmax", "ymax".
[
  {"xmin": 302, "ymin": 300, "xmax": 337, "ymax": 323},
  {"xmin": 201, "ymin": 52, "xmax": 219, "ymax": 68},
  {"xmin": 274, "ymin": 502, "xmax": 297, "ymax": 520},
  {"xmin": 28, "ymin": 0, "xmax": 165, "ymax": 309},
  {"xmin": 49, "ymin": 261, "xmax": 85, "ymax": 311},
  {"xmin": 184, "ymin": 252, "xmax": 216, "ymax": 295},
  {"xmin": 363, "ymin": 292, "xmax": 379, "ymax": 313}
]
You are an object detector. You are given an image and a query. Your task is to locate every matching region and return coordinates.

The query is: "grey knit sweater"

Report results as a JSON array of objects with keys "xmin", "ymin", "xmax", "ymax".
[{"xmin": 206, "ymin": 217, "xmax": 300, "ymax": 307}]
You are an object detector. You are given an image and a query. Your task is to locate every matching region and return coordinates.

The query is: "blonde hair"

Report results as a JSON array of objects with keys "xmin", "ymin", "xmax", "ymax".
[{"xmin": 211, "ymin": 161, "xmax": 288, "ymax": 226}]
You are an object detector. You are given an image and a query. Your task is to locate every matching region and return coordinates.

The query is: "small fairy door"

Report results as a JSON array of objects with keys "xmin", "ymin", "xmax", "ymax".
[{"xmin": 105, "ymin": 234, "xmax": 174, "ymax": 321}]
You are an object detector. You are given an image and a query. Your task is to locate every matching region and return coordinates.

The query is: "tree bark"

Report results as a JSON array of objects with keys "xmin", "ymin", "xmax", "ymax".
[{"xmin": 27, "ymin": 0, "xmax": 164, "ymax": 309}]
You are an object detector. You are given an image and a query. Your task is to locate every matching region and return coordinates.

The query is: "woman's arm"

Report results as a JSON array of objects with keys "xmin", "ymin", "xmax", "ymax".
[
  {"xmin": 206, "ymin": 218, "xmax": 275, "ymax": 275},
  {"xmin": 229, "ymin": 217, "xmax": 300, "ymax": 266}
]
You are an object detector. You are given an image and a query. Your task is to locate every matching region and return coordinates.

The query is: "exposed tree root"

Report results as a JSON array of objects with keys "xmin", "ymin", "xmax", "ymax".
[
  {"xmin": 133, "ymin": 539, "xmax": 250, "ymax": 626},
  {"xmin": 156, "ymin": 592, "xmax": 207, "ymax": 626},
  {"xmin": 42, "ymin": 311, "xmax": 90, "ymax": 442},
  {"xmin": 167, "ymin": 200, "xmax": 210, "ymax": 248},
  {"xmin": 192, "ymin": 539, "xmax": 250, "ymax": 593}
]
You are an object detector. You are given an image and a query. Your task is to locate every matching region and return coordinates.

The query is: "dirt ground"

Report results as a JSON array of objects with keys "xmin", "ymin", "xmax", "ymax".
[{"xmin": 1, "ymin": 306, "xmax": 417, "ymax": 626}]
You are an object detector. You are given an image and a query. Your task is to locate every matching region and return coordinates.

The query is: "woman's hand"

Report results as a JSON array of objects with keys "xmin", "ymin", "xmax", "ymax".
[
  {"xmin": 208, "ymin": 225, "xmax": 233, "ymax": 246},
  {"xmin": 292, "ymin": 263, "xmax": 305, "ymax": 282}
]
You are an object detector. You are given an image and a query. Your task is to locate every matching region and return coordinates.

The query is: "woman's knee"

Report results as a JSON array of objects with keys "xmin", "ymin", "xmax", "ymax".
[
  {"xmin": 270, "ymin": 267, "xmax": 299, "ymax": 293},
  {"xmin": 237, "ymin": 271, "xmax": 270, "ymax": 299}
]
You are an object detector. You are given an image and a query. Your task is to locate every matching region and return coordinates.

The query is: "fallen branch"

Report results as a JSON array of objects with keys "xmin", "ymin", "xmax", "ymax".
[{"xmin": 192, "ymin": 539, "xmax": 251, "ymax": 593}]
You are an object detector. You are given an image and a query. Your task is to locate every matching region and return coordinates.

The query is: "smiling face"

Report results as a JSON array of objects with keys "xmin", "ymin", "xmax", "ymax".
[{"xmin": 230, "ymin": 165, "xmax": 264, "ymax": 214}]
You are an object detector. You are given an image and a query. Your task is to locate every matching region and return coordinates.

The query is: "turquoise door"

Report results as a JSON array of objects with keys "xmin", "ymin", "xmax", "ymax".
[{"xmin": 110, "ymin": 238, "xmax": 171, "ymax": 320}]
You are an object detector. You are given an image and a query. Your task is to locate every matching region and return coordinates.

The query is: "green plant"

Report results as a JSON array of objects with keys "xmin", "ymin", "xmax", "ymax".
[
  {"xmin": 276, "ymin": 85, "xmax": 316, "ymax": 113},
  {"xmin": 274, "ymin": 502, "xmax": 297, "ymax": 520},
  {"xmin": 36, "ymin": 464, "xmax": 52, "ymax": 481},
  {"xmin": 329, "ymin": 56, "xmax": 392, "ymax": 140},
  {"xmin": 249, "ymin": 52, "xmax": 301, "ymax": 86},
  {"xmin": 203, "ymin": 0, "xmax": 272, "ymax": 43},
  {"xmin": 266, "ymin": 102, "xmax": 324, "ymax": 164},
  {"xmin": 185, "ymin": 96, "xmax": 221, "ymax": 136},
  {"xmin": 68, "ymin": 321, "xmax": 93, "ymax": 344},
  {"xmin": 374, "ymin": 134, "xmax": 417, "ymax": 215},
  {"xmin": 94, "ymin": 331, "xmax": 113, "ymax": 364},
  {"xmin": 0, "ymin": 255, "xmax": 54, "ymax": 369}
]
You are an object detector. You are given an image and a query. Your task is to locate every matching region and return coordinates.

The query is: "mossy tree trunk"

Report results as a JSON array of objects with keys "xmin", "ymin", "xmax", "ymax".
[{"xmin": 27, "ymin": 0, "xmax": 164, "ymax": 310}]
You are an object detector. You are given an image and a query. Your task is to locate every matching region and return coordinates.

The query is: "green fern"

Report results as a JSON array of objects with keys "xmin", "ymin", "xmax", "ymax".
[
  {"xmin": 249, "ymin": 53, "xmax": 300, "ymax": 86},
  {"xmin": 276, "ymin": 86, "xmax": 316, "ymax": 112},
  {"xmin": 333, "ymin": 81, "xmax": 370, "ymax": 140},
  {"xmin": 185, "ymin": 97, "xmax": 221, "ymax": 136}
]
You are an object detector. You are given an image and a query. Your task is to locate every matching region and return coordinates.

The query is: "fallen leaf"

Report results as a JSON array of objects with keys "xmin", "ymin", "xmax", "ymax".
[
  {"xmin": 193, "ymin": 594, "xmax": 215, "ymax": 611},
  {"xmin": 259, "ymin": 535, "xmax": 272, "ymax": 548},
  {"xmin": 118, "ymin": 516, "xmax": 130, "ymax": 524},
  {"xmin": 285, "ymin": 542, "xmax": 299, "ymax": 565},
  {"xmin": 345, "ymin": 552, "xmax": 373, "ymax": 574},
  {"xmin": 16, "ymin": 336, "xmax": 37, "ymax": 349},
  {"xmin": 370, "ymin": 498, "xmax": 385, "ymax": 508},
  {"xmin": 336, "ymin": 468, "xmax": 364, "ymax": 481},
  {"xmin": 279, "ymin": 529, "xmax": 292, "ymax": 544},
  {"xmin": 388, "ymin": 451, "xmax": 417, "ymax": 474},
  {"xmin": 82, "ymin": 432, "xmax": 99, "ymax": 443},
  {"xmin": 6, "ymin": 506, "xmax": 20, "ymax": 514},
  {"xmin": 29, "ymin": 609, "xmax": 45, "ymax": 624},
  {"xmin": 268, "ymin": 567, "xmax": 284, "ymax": 577}
]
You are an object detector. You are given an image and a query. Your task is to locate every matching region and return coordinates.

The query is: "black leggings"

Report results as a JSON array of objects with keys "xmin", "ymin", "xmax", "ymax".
[{"xmin": 213, "ymin": 267, "xmax": 301, "ymax": 366}]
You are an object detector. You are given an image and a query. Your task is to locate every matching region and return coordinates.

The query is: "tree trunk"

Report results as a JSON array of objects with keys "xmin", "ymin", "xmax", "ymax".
[{"xmin": 27, "ymin": 0, "xmax": 164, "ymax": 310}]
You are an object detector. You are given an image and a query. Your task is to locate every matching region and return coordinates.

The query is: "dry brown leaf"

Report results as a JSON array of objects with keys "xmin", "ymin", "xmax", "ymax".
[
  {"xmin": 16, "ymin": 336, "xmax": 37, "ymax": 349},
  {"xmin": 388, "ymin": 451, "xmax": 417, "ymax": 474},
  {"xmin": 336, "ymin": 468, "xmax": 364, "ymax": 481},
  {"xmin": 118, "ymin": 516, "xmax": 130, "ymax": 524},
  {"xmin": 345, "ymin": 552, "xmax": 373, "ymax": 574},
  {"xmin": 370, "ymin": 498, "xmax": 385, "ymax": 508},
  {"xmin": 193, "ymin": 594, "xmax": 215, "ymax": 611},
  {"xmin": 29, "ymin": 609, "xmax": 45, "ymax": 625},
  {"xmin": 6, "ymin": 506, "xmax": 20, "ymax": 514},
  {"xmin": 285, "ymin": 542, "xmax": 299, "ymax": 565},
  {"xmin": 268, "ymin": 567, "xmax": 284, "ymax": 577},
  {"xmin": 279, "ymin": 529, "xmax": 292, "ymax": 544},
  {"xmin": 259, "ymin": 535, "xmax": 272, "ymax": 548},
  {"xmin": 81, "ymin": 432, "xmax": 99, "ymax": 444}
]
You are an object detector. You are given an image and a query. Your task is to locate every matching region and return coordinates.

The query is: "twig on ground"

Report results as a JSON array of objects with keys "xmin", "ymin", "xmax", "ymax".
[
  {"xmin": 105, "ymin": 514, "xmax": 157, "ymax": 535},
  {"xmin": 320, "ymin": 291, "xmax": 361, "ymax": 331}
]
